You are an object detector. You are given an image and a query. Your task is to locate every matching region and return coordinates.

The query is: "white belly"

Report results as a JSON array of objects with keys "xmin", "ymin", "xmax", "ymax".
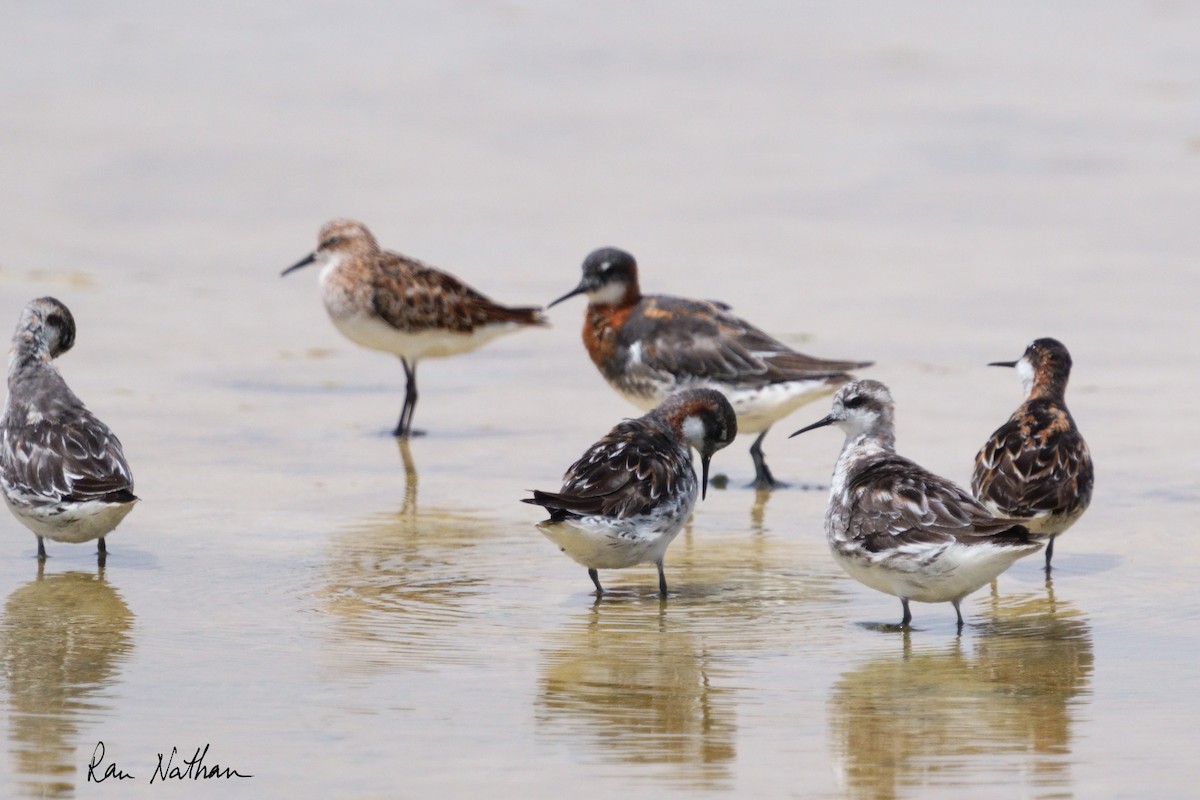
[
  {"xmin": 617, "ymin": 379, "xmax": 837, "ymax": 435},
  {"xmin": 537, "ymin": 506, "xmax": 693, "ymax": 570},
  {"xmin": 831, "ymin": 539, "xmax": 1040, "ymax": 604},
  {"xmin": 330, "ymin": 312, "xmax": 523, "ymax": 361},
  {"xmin": 5, "ymin": 496, "xmax": 136, "ymax": 543}
]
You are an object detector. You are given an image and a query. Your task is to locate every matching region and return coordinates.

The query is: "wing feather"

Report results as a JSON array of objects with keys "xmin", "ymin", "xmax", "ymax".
[{"xmin": 618, "ymin": 295, "xmax": 870, "ymax": 389}]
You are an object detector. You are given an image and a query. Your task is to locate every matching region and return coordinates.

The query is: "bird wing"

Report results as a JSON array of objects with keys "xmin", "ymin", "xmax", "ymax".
[
  {"xmin": 524, "ymin": 418, "xmax": 691, "ymax": 519},
  {"xmin": 618, "ymin": 295, "xmax": 870, "ymax": 388},
  {"xmin": 972, "ymin": 402, "xmax": 1094, "ymax": 519},
  {"xmin": 370, "ymin": 251, "xmax": 544, "ymax": 333},
  {"xmin": 847, "ymin": 457, "xmax": 1032, "ymax": 553},
  {"xmin": 2, "ymin": 410, "xmax": 135, "ymax": 505}
]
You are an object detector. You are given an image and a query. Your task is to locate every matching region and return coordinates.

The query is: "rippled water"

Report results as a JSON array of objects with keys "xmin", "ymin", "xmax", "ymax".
[{"xmin": 2, "ymin": 2, "xmax": 1198, "ymax": 798}]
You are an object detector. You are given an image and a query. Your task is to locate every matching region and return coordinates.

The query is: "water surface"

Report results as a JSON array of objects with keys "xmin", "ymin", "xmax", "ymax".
[{"xmin": 1, "ymin": 2, "xmax": 1198, "ymax": 797}]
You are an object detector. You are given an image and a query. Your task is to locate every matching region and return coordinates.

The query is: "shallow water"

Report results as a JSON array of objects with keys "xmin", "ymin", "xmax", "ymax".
[{"xmin": 2, "ymin": 2, "xmax": 1199, "ymax": 797}]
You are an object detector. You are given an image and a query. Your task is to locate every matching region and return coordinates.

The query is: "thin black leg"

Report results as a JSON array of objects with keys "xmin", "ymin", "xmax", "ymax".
[
  {"xmin": 900, "ymin": 598, "xmax": 912, "ymax": 628},
  {"xmin": 36, "ymin": 536, "xmax": 46, "ymax": 560},
  {"xmin": 1044, "ymin": 535, "xmax": 1056, "ymax": 571},
  {"xmin": 395, "ymin": 358, "xmax": 419, "ymax": 438},
  {"xmin": 656, "ymin": 560, "xmax": 668, "ymax": 597},
  {"xmin": 98, "ymin": 537, "xmax": 107, "ymax": 555},
  {"xmin": 749, "ymin": 430, "xmax": 787, "ymax": 490},
  {"xmin": 588, "ymin": 568, "xmax": 603, "ymax": 595},
  {"xmin": 952, "ymin": 598, "xmax": 964, "ymax": 631}
]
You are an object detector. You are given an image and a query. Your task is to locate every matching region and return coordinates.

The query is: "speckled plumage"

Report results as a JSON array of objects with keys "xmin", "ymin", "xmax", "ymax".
[
  {"xmin": 0, "ymin": 298, "xmax": 137, "ymax": 560},
  {"xmin": 972, "ymin": 338, "xmax": 1093, "ymax": 570},
  {"xmin": 792, "ymin": 380, "xmax": 1043, "ymax": 629},
  {"xmin": 549, "ymin": 247, "xmax": 870, "ymax": 488},
  {"xmin": 284, "ymin": 219, "xmax": 548, "ymax": 436},
  {"xmin": 525, "ymin": 388, "xmax": 737, "ymax": 596}
]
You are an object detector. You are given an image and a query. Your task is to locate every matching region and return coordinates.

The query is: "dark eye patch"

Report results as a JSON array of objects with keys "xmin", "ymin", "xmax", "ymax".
[
  {"xmin": 46, "ymin": 313, "xmax": 63, "ymax": 329},
  {"xmin": 843, "ymin": 395, "xmax": 867, "ymax": 409}
]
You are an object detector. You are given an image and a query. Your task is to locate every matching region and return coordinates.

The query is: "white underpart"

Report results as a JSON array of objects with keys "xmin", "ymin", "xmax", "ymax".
[
  {"xmin": 831, "ymin": 538, "xmax": 1036, "ymax": 604},
  {"xmin": 618, "ymin": 380, "xmax": 837, "ymax": 435},
  {"xmin": 4, "ymin": 494, "xmax": 136, "ymax": 543},
  {"xmin": 330, "ymin": 313, "xmax": 523, "ymax": 361},
  {"xmin": 537, "ymin": 489, "xmax": 697, "ymax": 570}
]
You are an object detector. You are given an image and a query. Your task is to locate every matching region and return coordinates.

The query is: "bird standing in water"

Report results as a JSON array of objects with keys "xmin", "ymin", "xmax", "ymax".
[
  {"xmin": 284, "ymin": 219, "xmax": 547, "ymax": 437},
  {"xmin": 972, "ymin": 338, "xmax": 1093, "ymax": 571},
  {"xmin": 548, "ymin": 247, "xmax": 870, "ymax": 489},
  {"xmin": 0, "ymin": 298, "xmax": 137, "ymax": 561},
  {"xmin": 525, "ymin": 388, "xmax": 737, "ymax": 597}
]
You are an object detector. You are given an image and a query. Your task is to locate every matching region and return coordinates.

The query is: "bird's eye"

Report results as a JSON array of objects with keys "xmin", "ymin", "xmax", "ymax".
[
  {"xmin": 843, "ymin": 395, "xmax": 867, "ymax": 409},
  {"xmin": 322, "ymin": 236, "xmax": 342, "ymax": 248}
]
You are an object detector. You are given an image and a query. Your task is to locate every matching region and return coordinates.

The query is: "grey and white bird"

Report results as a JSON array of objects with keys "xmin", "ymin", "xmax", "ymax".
[
  {"xmin": 524, "ymin": 388, "xmax": 737, "ymax": 597},
  {"xmin": 0, "ymin": 298, "xmax": 137, "ymax": 560},
  {"xmin": 972, "ymin": 338, "xmax": 1093, "ymax": 571},
  {"xmin": 791, "ymin": 379, "xmax": 1043, "ymax": 629}
]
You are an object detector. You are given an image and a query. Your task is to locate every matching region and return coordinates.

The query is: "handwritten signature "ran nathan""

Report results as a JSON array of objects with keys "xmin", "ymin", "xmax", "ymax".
[{"xmin": 87, "ymin": 741, "xmax": 253, "ymax": 784}]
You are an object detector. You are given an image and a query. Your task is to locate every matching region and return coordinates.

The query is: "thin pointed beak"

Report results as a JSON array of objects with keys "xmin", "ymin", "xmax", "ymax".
[
  {"xmin": 988, "ymin": 360, "xmax": 1018, "ymax": 368},
  {"xmin": 281, "ymin": 252, "xmax": 317, "ymax": 277},
  {"xmin": 789, "ymin": 414, "xmax": 836, "ymax": 438},
  {"xmin": 700, "ymin": 453, "xmax": 712, "ymax": 500},
  {"xmin": 546, "ymin": 281, "xmax": 588, "ymax": 309}
]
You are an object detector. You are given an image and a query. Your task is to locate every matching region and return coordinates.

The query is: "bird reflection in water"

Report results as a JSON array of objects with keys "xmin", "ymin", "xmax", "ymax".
[
  {"xmin": 0, "ymin": 565, "xmax": 134, "ymax": 798},
  {"xmin": 536, "ymin": 602, "xmax": 736, "ymax": 789},
  {"xmin": 828, "ymin": 584, "xmax": 1093, "ymax": 798},
  {"xmin": 396, "ymin": 439, "xmax": 418, "ymax": 515},
  {"xmin": 316, "ymin": 441, "xmax": 495, "ymax": 676}
]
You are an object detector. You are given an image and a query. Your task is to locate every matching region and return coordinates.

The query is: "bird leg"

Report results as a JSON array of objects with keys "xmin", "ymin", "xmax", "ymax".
[
  {"xmin": 749, "ymin": 430, "xmax": 787, "ymax": 490},
  {"xmin": 1044, "ymin": 535, "xmax": 1057, "ymax": 572},
  {"xmin": 656, "ymin": 559, "xmax": 668, "ymax": 597},
  {"xmin": 36, "ymin": 536, "xmax": 46, "ymax": 561},
  {"xmin": 394, "ymin": 358, "xmax": 425, "ymax": 438},
  {"xmin": 900, "ymin": 598, "xmax": 912, "ymax": 628},
  {"xmin": 588, "ymin": 568, "xmax": 604, "ymax": 595}
]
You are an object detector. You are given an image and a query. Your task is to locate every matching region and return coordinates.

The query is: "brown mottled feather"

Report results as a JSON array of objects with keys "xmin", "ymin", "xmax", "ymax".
[
  {"xmin": 848, "ymin": 457, "xmax": 1035, "ymax": 553},
  {"xmin": 525, "ymin": 415, "xmax": 691, "ymax": 520},
  {"xmin": 972, "ymin": 399, "xmax": 1094, "ymax": 522},
  {"xmin": 370, "ymin": 251, "xmax": 545, "ymax": 334}
]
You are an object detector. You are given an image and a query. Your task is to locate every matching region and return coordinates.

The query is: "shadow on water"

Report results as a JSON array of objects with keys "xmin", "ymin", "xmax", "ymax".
[
  {"xmin": 828, "ymin": 581, "xmax": 1093, "ymax": 799},
  {"xmin": 314, "ymin": 440, "xmax": 500, "ymax": 676},
  {"xmin": 0, "ymin": 566, "xmax": 134, "ymax": 799},
  {"xmin": 535, "ymin": 601, "xmax": 737, "ymax": 790}
]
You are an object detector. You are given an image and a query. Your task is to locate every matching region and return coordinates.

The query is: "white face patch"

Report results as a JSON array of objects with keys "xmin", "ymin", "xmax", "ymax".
[
  {"xmin": 681, "ymin": 415, "xmax": 707, "ymax": 450},
  {"xmin": 588, "ymin": 281, "xmax": 628, "ymax": 305},
  {"xmin": 317, "ymin": 252, "xmax": 345, "ymax": 286},
  {"xmin": 1017, "ymin": 356, "xmax": 1035, "ymax": 396}
]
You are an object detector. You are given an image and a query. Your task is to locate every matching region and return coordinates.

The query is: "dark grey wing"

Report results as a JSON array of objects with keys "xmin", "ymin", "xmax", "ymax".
[
  {"xmin": 3, "ymin": 410, "xmax": 135, "ymax": 504},
  {"xmin": 616, "ymin": 295, "xmax": 870, "ymax": 389},
  {"xmin": 972, "ymin": 401, "xmax": 1094, "ymax": 519},
  {"xmin": 524, "ymin": 418, "xmax": 691, "ymax": 519},
  {"xmin": 371, "ymin": 251, "xmax": 544, "ymax": 333},
  {"xmin": 848, "ymin": 457, "xmax": 1033, "ymax": 552}
]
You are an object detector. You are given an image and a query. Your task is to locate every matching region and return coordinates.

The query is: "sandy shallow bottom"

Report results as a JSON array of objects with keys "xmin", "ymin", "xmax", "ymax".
[{"xmin": 1, "ymin": 3, "xmax": 1198, "ymax": 798}]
